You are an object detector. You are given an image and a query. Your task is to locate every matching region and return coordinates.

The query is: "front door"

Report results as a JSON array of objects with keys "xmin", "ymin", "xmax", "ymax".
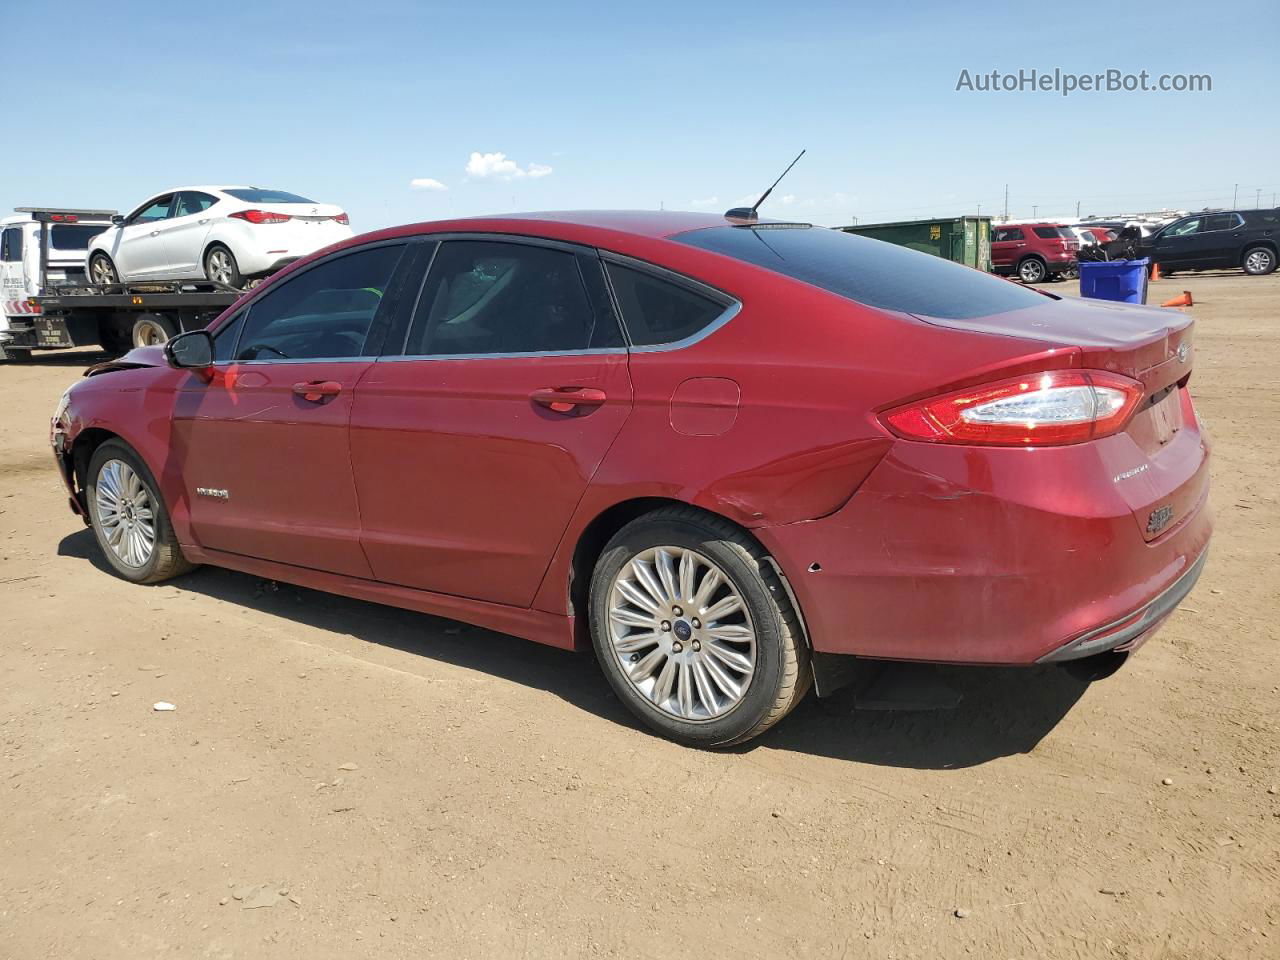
[
  {"xmin": 1151, "ymin": 217, "xmax": 1202, "ymax": 268},
  {"xmin": 172, "ymin": 241, "xmax": 410, "ymax": 576},
  {"xmin": 350, "ymin": 238, "xmax": 633, "ymax": 607},
  {"xmin": 114, "ymin": 194, "xmax": 176, "ymax": 278},
  {"xmin": 991, "ymin": 226, "xmax": 1024, "ymax": 270}
]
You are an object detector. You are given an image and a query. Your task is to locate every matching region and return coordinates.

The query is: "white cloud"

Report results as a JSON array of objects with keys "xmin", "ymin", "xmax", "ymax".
[
  {"xmin": 780, "ymin": 194, "xmax": 797, "ymax": 205},
  {"xmin": 410, "ymin": 177, "xmax": 448, "ymax": 192},
  {"xmin": 690, "ymin": 196, "xmax": 720, "ymax": 207},
  {"xmin": 465, "ymin": 151, "xmax": 554, "ymax": 181}
]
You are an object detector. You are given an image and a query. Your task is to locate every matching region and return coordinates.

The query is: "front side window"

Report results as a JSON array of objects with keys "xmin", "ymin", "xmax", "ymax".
[
  {"xmin": 129, "ymin": 196, "xmax": 174, "ymax": 225},
  {"xmin": 175, "ymin": 192, "xmax": 218, "ymax": 218},
  {"xmin": 406, "ymin": 240, "xmax": 605, "ymax": 356},
  {"xmin": 1165, "ymin": 218, "xmax": 1201, "ymax": 238},
  {"xmin": 994, "ymin": 227, "xmax": 1024, "ymax": 242},
  {"xmin": 677, "ymin": 224, "xmax": 1050, "ymax": 320},
  {"xmin": 605, "ymin": 262, "xmax": 727, "ymax": 347},
  {"xmin": 232, "ymin": 244, "xmax": 405, "ymax": 361},
  {"xmin": 212, "ymin": 312, "xmax": 246, "ymax": 363},
  {"xmin": 0, "ymin": 227, "xmax": 22, "ymax": 262}
]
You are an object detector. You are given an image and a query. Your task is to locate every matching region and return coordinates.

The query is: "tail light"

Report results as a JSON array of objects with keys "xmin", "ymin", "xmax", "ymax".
[
  {"xmin": 881, "ymin": 370, "xmax": 1144, "ymax": 446},
  {"xmin": 333, "ymin": 213, "xmax": 350, "ymax": 225},
  {"xmin": 230, "ymin": 209, "xmax": 291, "ymax": 224}
]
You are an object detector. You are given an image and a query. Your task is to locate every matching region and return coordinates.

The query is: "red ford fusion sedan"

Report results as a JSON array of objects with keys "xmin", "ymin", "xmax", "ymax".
[{"xmin": 50, "ymin": 211, "xmax": 1211, "ymax": 747}]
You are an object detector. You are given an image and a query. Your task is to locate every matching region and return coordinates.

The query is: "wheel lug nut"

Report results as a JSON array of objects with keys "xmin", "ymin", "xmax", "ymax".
[
  {"xmin": 692, "ymin": 640, "xmax": 701, "ymax": 652},
  {"xmin": 672, "ymin": 606, "xmax": 683, "ymax": 617},
  {"xmin": 671, "ymin": 641, "xmax": 683, "ymax": 654},
  {"xmin": 661, "ymin": 621, "xmax": 672, "ymax": 632},
  {"xmin": 629, "ymin": 653, "xmax": 640, "ymax": 662},
  {"xmin": 691, "ymin": 618, "xmax": 701, "ymax": 629}
]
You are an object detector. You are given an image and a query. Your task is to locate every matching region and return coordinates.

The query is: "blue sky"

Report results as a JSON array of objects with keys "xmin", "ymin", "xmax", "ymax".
[{"xmin": 4, "ymin": 0, "xmax": 1276, "ymax": 229}]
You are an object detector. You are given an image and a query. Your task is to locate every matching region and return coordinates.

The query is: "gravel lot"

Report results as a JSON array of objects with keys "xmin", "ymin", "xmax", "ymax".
[{"xmin": 2, "ymin": 271, "xmax": 1277, "ymax": 959}]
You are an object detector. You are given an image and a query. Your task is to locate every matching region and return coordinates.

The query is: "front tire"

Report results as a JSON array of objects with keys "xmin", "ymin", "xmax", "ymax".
[
  {"xmin": 589, "ymin": 506, "xmax": 810, "ymax": 748},
  {"xmin": 1017, "ymin": 257, "xmax": 1047, "ymax": 283},
  {"xmin": 86, "ymin": 440, "xmax": 196, "ymax": 584},
  {"xmin": 204, "ymin": 245, "xmax": 243, "ymax": 288},
  {"xmin": 89, "ymin": 253, "xmax": 119, "ymax": 286},
  {"xmin": 1242, "ymin": 246, "xmax": 1277, "ymax": 276}
]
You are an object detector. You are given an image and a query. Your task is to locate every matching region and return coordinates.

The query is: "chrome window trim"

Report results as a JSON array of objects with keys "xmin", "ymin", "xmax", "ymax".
[{"xmin": 377, "ymin": 347, "xmax": 629, "ymax": 363}]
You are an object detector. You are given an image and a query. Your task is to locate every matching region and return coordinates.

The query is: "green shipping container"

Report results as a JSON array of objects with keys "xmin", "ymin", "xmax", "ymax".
[{"xmin": 836, "ymin": 216, "xmax": 993, "ymax": 272}]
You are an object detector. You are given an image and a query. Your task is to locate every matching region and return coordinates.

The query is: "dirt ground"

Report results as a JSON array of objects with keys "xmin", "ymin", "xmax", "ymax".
[{"xmin": 1, "ymin": 271, "xmax": 1277, "ymax": 960}]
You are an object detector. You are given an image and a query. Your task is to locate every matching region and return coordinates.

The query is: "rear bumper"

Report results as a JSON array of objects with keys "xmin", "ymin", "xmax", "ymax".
[{"xmin": 757, "ymin": 433, "xmax": 1212, "ymax": 665}]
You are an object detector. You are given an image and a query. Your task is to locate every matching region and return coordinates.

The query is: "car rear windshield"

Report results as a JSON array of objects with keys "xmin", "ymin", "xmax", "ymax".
[
  {"xmin": 224, "ymin": 188, "xmax": 314, "ymax": 204},
  {"xmin": 50, "ymin": 224, "xmax": 107, "ymax": 250},
  {"xmin": 675, "ymin": 225, "xmax": 1049, "ymax": 320},
  {"xmin": 1033, "ymin": 227, "xmax": 1073, "ymax": 240}
]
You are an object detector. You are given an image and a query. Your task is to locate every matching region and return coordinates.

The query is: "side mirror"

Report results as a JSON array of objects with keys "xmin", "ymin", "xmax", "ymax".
[
  {"xmin": 111, "ymin": 215, "xmax": 124, "ymax": 225},
  {"xmin": 164, "ymin": 330, "xmax": 214, "ymax": 372}
]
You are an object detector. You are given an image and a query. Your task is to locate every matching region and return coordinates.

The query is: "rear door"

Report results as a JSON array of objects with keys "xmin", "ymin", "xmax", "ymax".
[
  {"xmin": 1194, "ymin": 213, "xmax": 1244, "ymax": 266},
  {"xmin": 991, "ymin": 226, "xmax": 1024, "ymax": 270},
  {"xmin": 163, "ymin": 191, "xmax": 219, "ymax": 277},
  {"xmin": 174, "ymin": 241, "xmax": 410, "ymax": 575},
  {"xmin": 350, "ymin": 236, "xmax": 633, "ymax": 607}
]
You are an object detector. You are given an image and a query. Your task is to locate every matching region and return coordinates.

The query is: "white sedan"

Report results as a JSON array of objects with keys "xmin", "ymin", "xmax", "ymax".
[{"xmin": 86, "ymin": 186, "xmax": 353, "ymax": 288}]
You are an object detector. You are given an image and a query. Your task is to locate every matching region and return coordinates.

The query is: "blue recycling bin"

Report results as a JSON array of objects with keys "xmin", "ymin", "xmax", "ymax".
[{"xmin": 1079, "ymin": 258, "xmax": 1149, "ymax": 304}]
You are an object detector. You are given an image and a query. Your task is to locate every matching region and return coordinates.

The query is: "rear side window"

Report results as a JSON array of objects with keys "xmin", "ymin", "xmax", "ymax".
[
  {"xmin": 224, "ymin": 188, "xmax": 313, "ymax": 204},
  {"xmin": 406, "ymin": 240, "xmax": 612, "ymax": 356},
  {"xmin": 1032, "ymin": 226, "xmax": 1072, "ymax": 239},
  {"xmin": 233, "ymin": 244, "xmax": 404, "ymax": 361},
  {"xmin": 605, "ymin": 262, "xmax": 728, "ymax": 346},
  {"xmin": 175, "ymin": 192, "xmax": 218, "ymax": 217},
  {"xmin": 677, "ymin": 225, "xmax": 1049, "ymax": 320}
]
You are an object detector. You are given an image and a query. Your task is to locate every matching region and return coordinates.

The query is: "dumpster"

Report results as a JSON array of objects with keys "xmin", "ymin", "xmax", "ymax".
[
  {"xmin": 836, "ymin": 216, "xmax": 992, "ymax": 271},
  {"xmin": 1078, "ymin": 258, "xmax": 1149, "ymax": 304}
]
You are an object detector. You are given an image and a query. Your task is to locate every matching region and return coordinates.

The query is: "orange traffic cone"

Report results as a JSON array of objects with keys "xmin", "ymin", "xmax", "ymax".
[
  {"xmin": 1150, "ymin": 262, "xmax": 1162, "ymax": 280},
  {"xmin": 1161, "ymin": 291, "xmax": 1193, "ymax": 308}
]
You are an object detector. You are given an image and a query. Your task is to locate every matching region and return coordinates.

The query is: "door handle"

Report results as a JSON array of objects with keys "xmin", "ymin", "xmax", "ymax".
[
  {"xmin": 150, "ymin": 230, "xmax": 160, "ymax": 237},
  {"xmin": 199, "ymin": 218, "xmax": 210, "ymax": 225},
  {"xmin": 293, "ymin": 380, "xmax": 342, "ymax": 402},
  {"xmin": 531, "ymin": 386, "xmax": 607, "ymax": 414}
]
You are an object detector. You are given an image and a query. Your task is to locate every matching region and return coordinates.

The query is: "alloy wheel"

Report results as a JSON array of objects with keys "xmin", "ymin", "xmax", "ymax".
[
  {"xmin": 95, "ymin": 459, "xmax": 156, "ymax": 568},
  {"xmin": 1019, "ymin": 259, "xmax": 1045, "ymax": 283},
  {"xmin": 207, "ymin": 249, "xmax": 235, "ymax": 285},
  {"xmin": 133, "ymin": 318, "xmax": 169, "ymax": 348},
  {"xmin": 607, "ymin": 546, "xmax": 757, "ymax": 721},
  {"xmin": 1245, "ymin": 249, "xmax": 1273, "ymax": 274},
  {"xmin": 91, "ymin": 257, "xmax": 117, "ymax": 285}
]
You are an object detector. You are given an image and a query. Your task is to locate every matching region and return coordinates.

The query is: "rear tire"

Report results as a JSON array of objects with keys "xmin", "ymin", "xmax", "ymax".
[
  {"xmin": 589, "ymin": 506, "xmax": 810, "ymax": 748},
  {"xmin": 86, "ymin": 439, "xmax": 196, "ymax": 584},
  {"xmin": 204, "ymin": 245, "xmax": 243, "ymax": 288},
  {"xmin": 89, "ymin": 253, "xmax": 119, "ymax": 286},
  {"xmin": 1242, "ymin": 246, "xmax": 1277, "ymax": 276},
  {"xmin": 1017, "ymin": 257, "xmax": 1047, "ymax": 283},
  {"xmin": 131, "ymin": 313, "xmax": 178, "ymax": 348}
]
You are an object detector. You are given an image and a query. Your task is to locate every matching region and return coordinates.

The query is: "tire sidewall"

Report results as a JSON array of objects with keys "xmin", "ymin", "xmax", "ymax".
[
  {"xmin": 589, "ymin": 518, "xmax": 790, "ymax": 746},
  {"xmin": 86, "ymin": 441, "xmax": 171, "ymax": 583},
  {"xmin": 1019, "ymin": 258, "xmax": 1046, "ymax": 283}
]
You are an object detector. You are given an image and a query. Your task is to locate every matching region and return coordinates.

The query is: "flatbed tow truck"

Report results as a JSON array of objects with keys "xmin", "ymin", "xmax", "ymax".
[{"xmin": 1, "ymin": 207, "xmax": 243, "ymax": 361}]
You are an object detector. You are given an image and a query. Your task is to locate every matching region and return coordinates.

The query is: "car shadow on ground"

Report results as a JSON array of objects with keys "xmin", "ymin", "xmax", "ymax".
[{"xmin": 59, "ymin": 528, "xmax": 1091, "ymax": 770}]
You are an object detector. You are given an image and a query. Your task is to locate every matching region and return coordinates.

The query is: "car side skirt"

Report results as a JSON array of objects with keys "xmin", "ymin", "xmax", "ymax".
[{"xmin": 181, "ymin": 544, "xmax": 578, "ymax": 651}]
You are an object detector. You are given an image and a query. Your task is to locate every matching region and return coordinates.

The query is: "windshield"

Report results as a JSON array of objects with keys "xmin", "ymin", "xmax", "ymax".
[
  {"xmin": 675, "ymin": 225, "xmax": 1050, "ymax": 320},
  {"xmin": 224, "ymin": 188, "xmax": 314, "ymax": 204},
  {"xmin": 50, "ymin": 224, "xmax": 108, "ymax": 250}
]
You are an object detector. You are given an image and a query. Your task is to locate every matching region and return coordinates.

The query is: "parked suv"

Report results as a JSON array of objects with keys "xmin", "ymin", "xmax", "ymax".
[
  {"xmin": 991, "ymin": 224, "xmax": 1079, "ymax": 283},
  {"xmin": 1140, "ymin": 209, "xmax": 1278, "ymax": 276}
]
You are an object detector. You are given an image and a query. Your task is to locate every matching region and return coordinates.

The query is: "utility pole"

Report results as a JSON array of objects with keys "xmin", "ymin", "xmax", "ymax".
[
  {"xmin": 976, "ymin": 202, "xmax": 981, "ymax": 216},
  {"xmin": 1032, "ymin": 205, "xmax": 1038, "ymax": 218},
  {"xmin": 1076, "ymin": 200, "xmax": 1081, "ymax": 218},
  {"xmin": 1256, "ymin": 188, "xmax": 1262, "ymax": 209},
  {"xmin": 1004, "ymin": 183, "xmax": 1009, "ymax": 220},
  {"xmin": 1233, "ymin": 183, "xmax": 1238, "ymax": 208}
]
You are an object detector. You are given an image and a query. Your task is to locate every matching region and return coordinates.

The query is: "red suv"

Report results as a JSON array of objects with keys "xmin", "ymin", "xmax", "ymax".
[
  {"xmin": 51, "ymin": 212, "xmax": 1211, "ymax": 747},
  {"xmin": 992, "ymin": 223, "xmax": 1080, "ymax": 283}
]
